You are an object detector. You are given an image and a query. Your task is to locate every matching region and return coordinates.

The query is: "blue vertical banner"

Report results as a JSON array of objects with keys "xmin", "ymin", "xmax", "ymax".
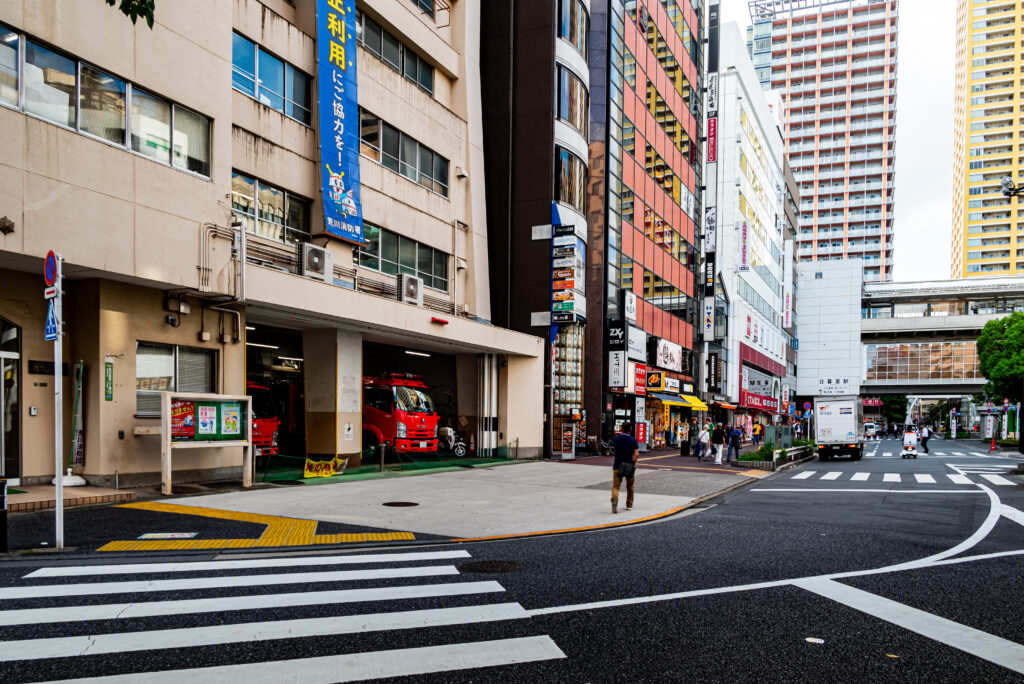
[{"xmin": 316, "ymin": 0, "xmax": 363, "ymax": 243}]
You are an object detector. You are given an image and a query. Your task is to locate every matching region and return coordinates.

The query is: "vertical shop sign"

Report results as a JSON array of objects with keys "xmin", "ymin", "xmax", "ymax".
[
  {"xmin": 704, "ymin": 206, "xmax": 717, "ymax": 253},
  {"xmin": 561, "ymin": 424, "xmax": 576, "ymax": 460},
  {"xmin": 739, "ymin": 221, "xmax": 750, "ymax": 271},
  {"xmin": 703, "ymin": 297, "xmax": 715, "ymax": 338},
  {"xmin": 316, "ymin": 0, "xmax": 362, "ymax": 243},
  {"xmin": 707, "ymin": 117, "xmax": 718, "ymax": 164},
  {"xmin": 623, "ymin": 290, "xmax": 638, "ymax": 324},
  {"xmin": 634, "ymin": 363, "xmax": 647, "ymax": 396},
  {"xmin": 104, "ymin": 361, "xmax": 113, "ymax": 401},
  {"xmin": 609, "ymin": 351, "xmax": 627, "ymax": 388}
]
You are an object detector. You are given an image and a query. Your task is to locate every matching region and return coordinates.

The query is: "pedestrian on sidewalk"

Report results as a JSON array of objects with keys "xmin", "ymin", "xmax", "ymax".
[
  {"xmin": 711, "ymin": 423, "xmax": 725, "ymax": 465},
  {"xmin": 611, "ymin": 421, "xmax": 639, "ymax": 514},
  {"xmin": 679, "ymin": 421, "xmax": 691, "ymax": 458},
  {"xmin": 752, "ymin": 421, "xmax": 763, "ymax": 447},
  {"xmin": 726, "ymin": 424, "xmax": 741, "ymax": 463},
  {"xmin": 920, "ymin": 424, "xmax": 930, "ymax": 453},
  {"xmin": 697, "ymin": 423, "xmax": 710, "ymax": 460}
]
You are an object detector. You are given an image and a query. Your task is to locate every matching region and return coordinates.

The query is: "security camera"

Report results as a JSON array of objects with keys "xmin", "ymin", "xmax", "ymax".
[{"xmin": 165, "ymin": 314, "xmax": 178, "ymax": 326}]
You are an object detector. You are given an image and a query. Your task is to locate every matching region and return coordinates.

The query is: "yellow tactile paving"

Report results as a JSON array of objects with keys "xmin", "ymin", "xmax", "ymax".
[{"xmin": 97, "ymin": 501, "xmax": 416, "ymax": 552}]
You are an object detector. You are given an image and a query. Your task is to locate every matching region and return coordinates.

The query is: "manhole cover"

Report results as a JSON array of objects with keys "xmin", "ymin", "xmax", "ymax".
[
  {"xmin": 458, "ymin": 560, "xmax": 523, "ymax": 574},
  {"xmin": 382, "ymin": 501, "xmax": 419, "ymax": 507}
]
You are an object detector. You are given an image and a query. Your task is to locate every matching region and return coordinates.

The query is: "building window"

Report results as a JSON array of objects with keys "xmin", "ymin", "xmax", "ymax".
[
  {"xmin": 357, "ymin": 223, "xmax": 449, "ymax": 291},
  {"xmin": 555, "ymin": 146, "xmax": 586, "ymax": 214},
  {"xmin": 411, "ymin": 0, "xmax": 435, "ymax": 20},
  {"xmin": 0, "ymin": 25, "xmax": 212, "ymax": 178},
  {"xmin": 356, "ymin": 11, "xmax": 434, "ymax": 94},
  {"xmin": 231, "ymin": 171, "xmax": 311, "ymax": 245},
  {"xmin": 557, "ymin": 66, "xmax": 589, "ymax": 138},
  {"xmin": 360, "ymin": 110, "xmax": 448, "ymax": 197},
  {"xmin": 558, "ymin": 0, "xmax": 589, "ymax": 59},
  {"xmin": 136, "ymin": 342, "xmax": 216, "ymax": 415},
  {"xmin": 231, "ymin": 32, "xmax": 311, "ymax": 125}
]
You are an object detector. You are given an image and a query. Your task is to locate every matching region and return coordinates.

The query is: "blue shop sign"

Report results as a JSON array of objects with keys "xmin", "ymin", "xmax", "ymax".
[{"xmin": 316, "ymin": 0, "xmax": 362, "ymax": 243}]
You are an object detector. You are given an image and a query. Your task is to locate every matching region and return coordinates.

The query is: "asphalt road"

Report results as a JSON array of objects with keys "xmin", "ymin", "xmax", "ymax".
[{"xmin": 1, "ymin": 439, "xmax": 1022, "ymax": 682}]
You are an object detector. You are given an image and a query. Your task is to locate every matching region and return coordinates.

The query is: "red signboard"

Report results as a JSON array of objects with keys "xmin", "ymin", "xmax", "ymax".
[
  {"xmin": 740, "ymin": 389, "xmax": 778, "ymax": 413},
  {"xmin": 707, "ymin": 117, "xmax": 718, "ymax": 163},
  {"xmin": 636, "ymin": 421, "xmax": 648, "ymax": 444},
  {"xmin": 863, "ymin": 398, "xmax": 883, "ymax": 407},
  {"xmin": 553, "ymin": 279, "xmax": 575, "ymax": 290},
  {"xmin": 634, "ymin": 363, "xmax": 647, "ymax": 396}
]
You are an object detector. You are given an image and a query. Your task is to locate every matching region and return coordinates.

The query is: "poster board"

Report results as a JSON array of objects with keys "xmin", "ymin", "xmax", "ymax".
[{"xmin": 161, "ymin": 392, "xmax": 252, "ymax": 495}]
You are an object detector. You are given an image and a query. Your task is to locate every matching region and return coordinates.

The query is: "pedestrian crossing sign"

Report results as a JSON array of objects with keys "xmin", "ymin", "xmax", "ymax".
[{"xmin": 44, "ymin": 300, "xmax": 57, "ymax": 341}]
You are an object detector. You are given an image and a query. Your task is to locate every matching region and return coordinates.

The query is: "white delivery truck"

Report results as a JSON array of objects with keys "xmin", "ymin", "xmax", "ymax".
[{"xmin": 813, "ymin": 396, "xmax": 864, "ymax": 461}]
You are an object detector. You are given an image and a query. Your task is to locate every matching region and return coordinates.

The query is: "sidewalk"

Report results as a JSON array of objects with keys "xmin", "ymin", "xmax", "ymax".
[{"xmin": 5, "ymin": 457, "xmax": 772, "ymax": 554}]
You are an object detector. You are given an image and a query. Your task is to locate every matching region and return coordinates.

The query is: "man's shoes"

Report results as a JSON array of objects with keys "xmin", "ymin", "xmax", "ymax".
[
  {"xmin": 612, "ymin": 503, "xmax": 618, "ymax": 514},
  {"xmin": 626, "ymin": 505, "xmax": 633, "ymax": 510}
]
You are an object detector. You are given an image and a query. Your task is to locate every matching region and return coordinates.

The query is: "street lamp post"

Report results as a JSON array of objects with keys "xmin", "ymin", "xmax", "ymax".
[{"xmin": 1001, "ymin": 177, "xmax": 1024, "ymax": 199}]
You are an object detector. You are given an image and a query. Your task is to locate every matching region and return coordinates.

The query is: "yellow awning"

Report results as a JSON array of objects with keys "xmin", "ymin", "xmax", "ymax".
[
  {"xmin": 681, "ymin": 395, "xmax": 709, "ymax": 411},
  {"xmin": 649, "ymin": 392, "xmax": 690, "ymax": 407}
]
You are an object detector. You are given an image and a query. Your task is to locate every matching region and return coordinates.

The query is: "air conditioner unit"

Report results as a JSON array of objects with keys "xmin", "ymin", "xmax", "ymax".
[
  {"xmin": 302, "ymin": 243, "xmax": 333, "ymax": 282},
  {"xmin": 397, "ymin": 274, "xmax": 424, "ymax": 307}
]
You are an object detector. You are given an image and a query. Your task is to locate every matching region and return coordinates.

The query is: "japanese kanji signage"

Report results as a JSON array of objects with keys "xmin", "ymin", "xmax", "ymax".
[{"xmin": 317, "ymin": 0, "xmax": 363, "ymax": 243}]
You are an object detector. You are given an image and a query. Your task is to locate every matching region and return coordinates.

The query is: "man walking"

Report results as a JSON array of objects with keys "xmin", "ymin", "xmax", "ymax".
[
  {"xmin": 920, "ymin": 424, "xmax": 930, "ymax": 454},
  {"xmin": 752, "ymin": 421, "xmax": 762, "ymax": 447},
  {"xmin": 611, "ymin": 422, "xmax": 639, "ymax": 514},
  {"xmin": 711, "ymin": 422, "xmax": 725, "ymax": 465},
  {"xmin": 726, "ymin": 424, "xmax": 741, "ymax": 463}
]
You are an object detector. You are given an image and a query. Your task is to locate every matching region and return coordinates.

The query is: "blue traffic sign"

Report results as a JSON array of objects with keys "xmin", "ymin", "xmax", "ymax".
[
  {"xmin": 43, "ymin": 251, "xmax": 57, "ymax": 286},
  {"xmin": 44, "ymin": 300, "xmax": 57, "ymax": 341}
]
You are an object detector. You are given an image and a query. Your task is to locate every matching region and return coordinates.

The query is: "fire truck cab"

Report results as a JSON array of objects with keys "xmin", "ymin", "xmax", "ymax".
[{"xmin": 363, "ymin": 373, "xmax": 439, "ymax": 453}]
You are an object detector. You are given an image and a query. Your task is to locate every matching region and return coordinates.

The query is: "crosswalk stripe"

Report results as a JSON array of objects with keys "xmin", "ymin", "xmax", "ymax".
[
  {"xmin": 914, "ymin": 474, "xmax": 936, "ymax": 484},
  {"xmin": 0, "ymin": 565, "xmax": 459, "ymax": 600},
  {"xmin": 0, "ymin": 580, "xmax": 505, "ymax": 628},
  {"xmin": 851, "ymin": 472, "xmax": 870, "ymax": 481},
  {"xmin": 820, "ymin": 472, "xmax": 842, "ymax": 481},
  {"xmin": 25, "ymin": 550, "xmax": 472, "ymax": 579},
  {"xmin": 40, "ymin": 636, "xmax": 567, "ymax": 683},
  {"xmin": 947, "ymin": 474, "xmax": 973, "ymax": 485},
  {"xmin": 0, "ymin": 603, "xmax": 532, "ymax": 662},
  {"xmin": 953, "ymin": 452, "xmax": 966, "ymax": 456},
  {"xmin": 980, "ymin": 473, "xmax": 1017, "ymax": 486},
  {"xmin": 791, "ymin": 471, "xmax": 815, "ymax": 480},
  {"xmin": 883, "ymin": 473, "xmax": 901, "ymax": 483},
  {"xmin": 882, "ymin": 452, "xmax": 893, "ymax": 457}
]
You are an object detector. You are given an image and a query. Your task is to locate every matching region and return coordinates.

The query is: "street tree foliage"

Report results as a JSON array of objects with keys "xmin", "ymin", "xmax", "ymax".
[
  {"xmin": 977, "ymin": 311, "xmax": 1024, "ymax": 403},
  {"xmin": 881, "ymin": 394, "xmax": 907, "ymax": 425},
  {"xmin": 925, "ymin": 400, "xmax": 952, "ymax": 425},
  {"xmin": 106, "ymin": 0, "xmax": 155, "ymax": 28}
]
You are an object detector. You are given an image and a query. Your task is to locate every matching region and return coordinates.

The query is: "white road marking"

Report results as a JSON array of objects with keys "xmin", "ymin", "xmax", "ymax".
[
  {"xmin": 947, "ymin": 474, "xmax": 973, "ymax": 485},
  {"xmin": 0, "ymin": 565, "xmax": 460, "ymax": 600},
  {"xmin": 1001, "ymin": 505, "xmax": 1024, "ymax": 528},
  {"xmin": 820, "ymin": 471, "xmax": 842, "ymax": 481},
  {"xmin": 794, "ymin": 578, "xmax": 1024, "ymax": 675},
  {"xmin": 25, "ymin": 550, "xmax": 473, "ymax": 578},
  {"xmin": 37, "ymin": 636, "xmax": 567, "ymax": 683},
  {"xmin": 791, "ymin": 471, "xmax": 815, "ymax": 480},
  {"xmin": 980, "ymin": 473, "xmax": 1017, "ymax": 486},
  {"xmin": 883, "ymin": 473, "xmax": 901, "ymax": 483},
  {"xmin": 914, "ymin": 474, "xmax": 936, "ymax": 484},
  {"xmin": 0, "ymin": 581, "xmax": 505, "ymax": 628},
  {"xmin": 882, "ymin": 452, "xmax": 893, "ymax": 457},
  {"xmin": 851, "ymin": 472, "xmax": 871, "ymax": 481},
  {"xmin": 0, "ymin": 603, "xmax": 531, "ymax": 661},
  {"xmin": 749, "ymin": 489, "xmax": 979, "ymax": 494},
  {"xmin": 953, "ymin": 452, "xmax": 966, "ymax": 456}
]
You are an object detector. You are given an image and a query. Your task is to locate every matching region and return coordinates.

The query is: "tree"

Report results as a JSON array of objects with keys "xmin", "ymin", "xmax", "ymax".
[
  {"xmin": 880, "ymin": 394, "xmax": 907, "ymax": 425},
  {"xmin": 977, "ymin": 311, "xmax": 1024, "ymax": 403},
  {"xmin": 106, "ymin": 0, "xmax": 155, "ymax": 28}
]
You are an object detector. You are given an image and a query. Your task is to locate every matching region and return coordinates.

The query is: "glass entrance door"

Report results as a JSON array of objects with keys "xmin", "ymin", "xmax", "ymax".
[{"xmin": 0, "ymin": 318, "xmax": 20, "ymax": 479}]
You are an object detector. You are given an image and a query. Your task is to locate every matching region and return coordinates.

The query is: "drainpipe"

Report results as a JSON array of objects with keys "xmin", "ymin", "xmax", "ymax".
[{"xmin": 209, "ymin": 306, "xmax": 242, "ymax": 343}]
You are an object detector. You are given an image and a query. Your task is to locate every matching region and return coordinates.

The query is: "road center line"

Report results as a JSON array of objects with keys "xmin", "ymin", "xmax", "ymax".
[
  {"xmin": 748, "ymin": 489, "xmax": 980, "ymax": 494},
  {"xmin": 793, "ymin": 578, "xmax": 1024, "ymax": 675}
]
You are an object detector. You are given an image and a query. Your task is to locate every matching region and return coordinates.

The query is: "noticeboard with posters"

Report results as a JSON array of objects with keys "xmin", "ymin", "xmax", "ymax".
[{"xmin": 170, "ymin": 399, "xmax": 247, "ymax": 442}]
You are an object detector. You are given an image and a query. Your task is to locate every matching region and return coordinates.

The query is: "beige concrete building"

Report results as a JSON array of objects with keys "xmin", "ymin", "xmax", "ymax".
[{"xmin": 0, "ymin": 0, "xmax": 544, "ymax": 486}]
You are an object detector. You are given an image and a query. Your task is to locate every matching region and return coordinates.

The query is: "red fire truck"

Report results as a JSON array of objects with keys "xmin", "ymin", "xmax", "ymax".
[
  {"xmin": 246, "ymin": 382, "xmax": 280, "ymax": 459},
  {"xmin": 363, "ymin": 373, "xmax": 439, "ymax": 453}
]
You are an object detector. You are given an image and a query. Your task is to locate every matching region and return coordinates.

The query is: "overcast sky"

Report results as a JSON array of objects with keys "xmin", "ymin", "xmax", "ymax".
[{"xmin": 719, "ymin": 0, "xmax": 956, "ymax": 283}]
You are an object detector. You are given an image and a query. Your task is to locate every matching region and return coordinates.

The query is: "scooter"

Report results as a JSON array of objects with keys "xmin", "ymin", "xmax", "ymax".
[{"xmin": 438, "ymin": 426, "xmax": 468, "ymax": 457}]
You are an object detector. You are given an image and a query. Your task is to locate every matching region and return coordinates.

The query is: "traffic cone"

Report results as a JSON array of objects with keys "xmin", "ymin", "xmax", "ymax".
[{"xmin": 990, "ymin": 435, "xmax": 997, "ymax": 452}]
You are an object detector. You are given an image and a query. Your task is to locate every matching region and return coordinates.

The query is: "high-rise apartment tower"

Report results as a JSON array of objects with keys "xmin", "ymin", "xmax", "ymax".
[
  {"xmin": 951, "ymin": 0, "xmax": 1022, "ymax": 277},
  {"xmin": 747, "ymin": 0, "xmax": 899, "ymax": 282}
]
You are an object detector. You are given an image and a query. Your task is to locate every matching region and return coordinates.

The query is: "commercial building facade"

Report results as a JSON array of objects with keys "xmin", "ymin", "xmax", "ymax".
[
  {"xmin": 951, "ymin": 0, "xmax": 1023, "ymax": 277},
  {"xmin": 704, "ymin": 22, "xmax": 792, "ymax": 432},
  {"xmin": 0, "ymin": 0, "xmax": 544, "ymax": 486},
  {"xmin": 747, "ymin": 0, "xmax": 899, "ymax": 283},
  {"xmin": 585, "ymin": 0, "xmax": 707, "ymax": 447}
]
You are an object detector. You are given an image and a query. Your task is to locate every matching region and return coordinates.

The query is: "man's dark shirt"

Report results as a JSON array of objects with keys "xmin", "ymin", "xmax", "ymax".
[
  {"xmin": 711, "ymin": 427, "xmax": 725, "ymax": 445},
  {"xmin": 613, "ymin": 433, "xmax": 639, "ymax": 468}
]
